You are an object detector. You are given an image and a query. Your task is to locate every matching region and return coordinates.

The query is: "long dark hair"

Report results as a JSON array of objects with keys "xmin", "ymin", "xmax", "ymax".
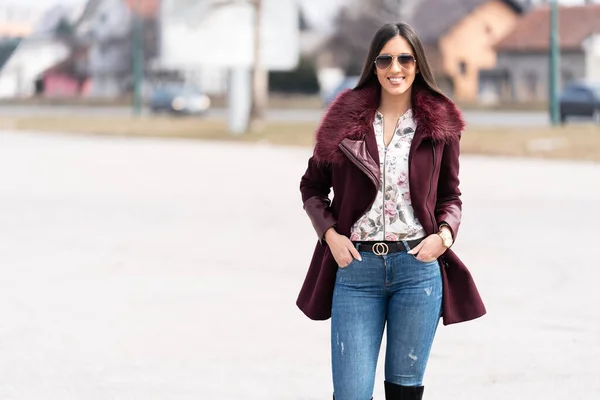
[{"xmin": 355, "ymin": 22, "xmax": 445, "ymax": 98}]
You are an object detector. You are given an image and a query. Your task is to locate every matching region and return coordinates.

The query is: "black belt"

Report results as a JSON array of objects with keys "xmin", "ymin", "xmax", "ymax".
[{"xmin": 353, "ymin": 238, "xmax": 424, "ymax": 255}]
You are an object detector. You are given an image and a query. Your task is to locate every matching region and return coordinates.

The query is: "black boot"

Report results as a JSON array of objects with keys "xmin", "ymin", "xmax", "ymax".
[{"xmin": 384, "ymin": 381, "xmax": 424, "ymax": 399}]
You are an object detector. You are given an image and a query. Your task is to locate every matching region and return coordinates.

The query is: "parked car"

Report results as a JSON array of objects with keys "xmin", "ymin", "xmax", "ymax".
[
  {"xmin": 149, "ymin": 84, "xmax": 211, "ymax": 115},
  {"xmin": 559, "ymin": 81, "xmax": 600, "ymax": 123},
  {"xmin": 323, "ymin": 76, "xmax": 360, "ymax": 106}
]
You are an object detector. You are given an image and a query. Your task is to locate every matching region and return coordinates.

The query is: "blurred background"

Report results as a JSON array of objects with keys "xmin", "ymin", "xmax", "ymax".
[
  {"xmin": 0, "ymin": 0, "xmax": 599, "ymax": 399},
  {"xmin": 0, "ymin": 0, "xmax": 599, "ymax": 133}
]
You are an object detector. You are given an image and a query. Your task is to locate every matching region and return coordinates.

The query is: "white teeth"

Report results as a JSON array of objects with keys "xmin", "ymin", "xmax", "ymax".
[{"xmin": 389, "ymin": 77, "xmax": 404, "ymax": 83}]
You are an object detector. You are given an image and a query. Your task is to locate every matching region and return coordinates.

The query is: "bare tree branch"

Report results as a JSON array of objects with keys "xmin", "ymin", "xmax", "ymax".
[{"xmin": 324, "ymin": 0, "xmax": 408, "ymax": 73}]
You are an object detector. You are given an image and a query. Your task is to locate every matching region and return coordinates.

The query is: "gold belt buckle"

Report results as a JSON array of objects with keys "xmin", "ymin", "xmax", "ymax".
[{"xmin": 372, "ymin": 242, "xmax": 389, "ymax": 256}]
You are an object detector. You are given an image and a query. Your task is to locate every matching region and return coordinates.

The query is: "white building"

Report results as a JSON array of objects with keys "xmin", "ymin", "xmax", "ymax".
[
  {"xmin": 0, "ymin": 37, "xmax": 70, "ymax": 98},
  {"xmin": 159, "ymin": 0, "xmax": 300, "ymax": 96},
  {"xmin": 0, "ymin": 3, "xmax": 76, "ymax": 98}
]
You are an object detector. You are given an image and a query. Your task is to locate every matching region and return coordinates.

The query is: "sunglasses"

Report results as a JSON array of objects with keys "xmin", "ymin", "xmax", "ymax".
[{"xmin": 374, "ymin": 54, "xmax": 417, "ymax": 70}]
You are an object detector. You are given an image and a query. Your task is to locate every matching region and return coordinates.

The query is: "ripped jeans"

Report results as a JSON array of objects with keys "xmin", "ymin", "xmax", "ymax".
[{"xmin": 331, "ymin": 250, "xmax": 442, "ymax": 400}]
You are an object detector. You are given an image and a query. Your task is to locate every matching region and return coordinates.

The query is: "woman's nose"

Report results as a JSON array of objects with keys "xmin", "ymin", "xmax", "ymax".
[{"xmin": 390, "ymin": 58, "xmax": 402, "ymax": 72}]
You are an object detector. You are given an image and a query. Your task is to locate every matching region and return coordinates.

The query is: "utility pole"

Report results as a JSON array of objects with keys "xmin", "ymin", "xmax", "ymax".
[
  {"xmin": 132, "ymin": 0, "xmax": 144, "ymax": 116},
  {"xmin": 548, "ymin": 0, "xmax": 560, "ymax": 125},
  {"xmin": 249, "ymin": 0, "xmax": 267, "ymax": 132}
]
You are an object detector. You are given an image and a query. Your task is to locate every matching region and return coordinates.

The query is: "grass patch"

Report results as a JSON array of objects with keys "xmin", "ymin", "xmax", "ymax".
[
  {"xmin": 2, "ymin": 115, "xmax": 599, "ymax": 162},
  {"xmin": 461, "ymin": 124, "xmax": 600, "ymax": 162}
]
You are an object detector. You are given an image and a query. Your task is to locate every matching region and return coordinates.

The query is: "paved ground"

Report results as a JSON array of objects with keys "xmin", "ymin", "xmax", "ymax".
[
  {"xmin": 0, "ymin": 104, "xmax": 553, "ymax": 126},
  {"xmin": 0, "ymin": 129, "xmax": 599, "ymax": 399}
]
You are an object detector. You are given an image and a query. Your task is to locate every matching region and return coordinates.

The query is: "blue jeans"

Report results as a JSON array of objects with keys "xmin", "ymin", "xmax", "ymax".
[{"xmin": 331, "ymin": 250, "xmax": 443, "ymax": 400}]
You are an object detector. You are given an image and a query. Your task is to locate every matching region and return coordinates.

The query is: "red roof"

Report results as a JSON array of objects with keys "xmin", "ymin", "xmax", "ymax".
[
  {"xmin": 124, "ymin": 0, "xmax": 159, "ymax": 17},
  {"xmin": 496, "ymin": 4, "xmax": 600, "ymax": 52}
]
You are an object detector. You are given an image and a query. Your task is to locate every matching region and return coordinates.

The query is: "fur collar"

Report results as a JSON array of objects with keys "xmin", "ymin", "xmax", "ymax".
[{"xmin": 313, "ymin": 82, "xmax": 466, "ymax": 165}]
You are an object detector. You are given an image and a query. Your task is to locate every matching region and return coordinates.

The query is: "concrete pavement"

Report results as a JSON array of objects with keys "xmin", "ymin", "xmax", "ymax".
[{"xmin": 0, "ymin": 130, "xmax": 599, "ymax": 399}]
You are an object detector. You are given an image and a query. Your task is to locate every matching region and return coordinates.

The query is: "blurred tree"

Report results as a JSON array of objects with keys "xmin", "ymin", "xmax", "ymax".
[
  {"xmin": 269, "ymin": 56, "xmax": 319, "ymax": 94},
  {"xmin": 41, "ymin": 17, "xmax": 89, "ymax": 95},
  {"xmin": 298, "ymin": 5, "xmax": 310, "ymax": 31},
  {"xmin": 325, "ymin": 0, "xmax": 408, "ymax": 75},
  {"xmin": 54, "ymin": 17, "xmax": 81, "ymax": 51},
  {"xmin": 54, "ymin": 18, "xmax": 75, "ymax": 38}
]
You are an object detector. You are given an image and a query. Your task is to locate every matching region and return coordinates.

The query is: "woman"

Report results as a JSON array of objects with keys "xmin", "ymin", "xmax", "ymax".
[{"xmin": 297, "ymin": 23, "xmax": 486, "ymax": 399}]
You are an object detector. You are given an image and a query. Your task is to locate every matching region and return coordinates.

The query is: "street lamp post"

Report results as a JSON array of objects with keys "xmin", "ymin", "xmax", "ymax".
[
  {"xmin": 249, "ymin": 0, "xmax": 266, "ymax": 132},
  {"xmin": 549, "ymin": 0, "xmax": 560, "ymax": 126}
]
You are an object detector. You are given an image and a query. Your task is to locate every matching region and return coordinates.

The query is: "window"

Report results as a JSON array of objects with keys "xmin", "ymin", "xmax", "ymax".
[
  {"xmin": 561, "ymin": 69, "xmax": 574, "ymax": 86},
  {"xmin": 524, "ymin": 71, "xmax": 539, "ymax": 98},
  {"xmin": 563, "ymin": 86, "xmax": 592, "ymax": 102},
  {"xmin": 458, "ymin": 61, "xmax": 467, "ymax": 76}
]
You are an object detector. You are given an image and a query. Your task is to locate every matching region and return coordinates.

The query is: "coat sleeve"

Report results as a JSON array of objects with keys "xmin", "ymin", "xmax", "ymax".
[
  {"xmin": 300, "ymin": 156, "xmax": 337, "ymax": 244},
  {"xmin": 436, "ymin": 136, "xmax": 462, "ymax": 240}
]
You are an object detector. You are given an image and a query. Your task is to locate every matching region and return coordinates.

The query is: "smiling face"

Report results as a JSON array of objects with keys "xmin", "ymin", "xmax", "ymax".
[{"xmin": 375, "ymin": 35, "xmax": 417, "ymax": 98}]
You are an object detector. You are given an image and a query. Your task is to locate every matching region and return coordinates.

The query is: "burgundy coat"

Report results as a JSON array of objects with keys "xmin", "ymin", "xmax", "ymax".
[{"xmin": 297, "ymin": 82, "xmax": 486, "ymax": 325}]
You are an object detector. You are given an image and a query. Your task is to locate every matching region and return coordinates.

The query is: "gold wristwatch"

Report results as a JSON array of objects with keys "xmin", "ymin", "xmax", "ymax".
[{"xmin": 438, "ymin": 226, "xmax": 453, "ymax": 248}]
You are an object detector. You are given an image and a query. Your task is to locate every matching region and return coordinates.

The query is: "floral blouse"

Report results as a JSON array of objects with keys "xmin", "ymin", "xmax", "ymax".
[{"xmin": 349, "ymin": 109, "xmax": 426, "ymax": 242}]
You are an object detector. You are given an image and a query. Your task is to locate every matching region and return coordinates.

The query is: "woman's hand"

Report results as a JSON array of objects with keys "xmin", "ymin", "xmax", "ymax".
[
  {"xmin": 408, "ymin": 233, "xmax": 447, "ymax": 262},
  {"xmin": 324, "ymin": 227, "xmax": 362, "ymax": 268}
]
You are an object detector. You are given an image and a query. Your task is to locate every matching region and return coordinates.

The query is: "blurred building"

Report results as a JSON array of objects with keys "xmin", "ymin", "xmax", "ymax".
[
  {"xmin": 0, "ymin": 3, "xmax": 78, "ymax": 98},
  {"xmin": 492, "ymin": 3, "xmax": 600, "ymax": 102},
  {"xmin": 158, "ymin": 0, "xmax": 301, "ymax": 97},
  {"xmin": 75, "ymin": 0, "xmax": 159, "ymax": 97},
  {"xmin": 410, "ymin": 0, "xmax": 526, "ymax": 103},
  {"xmin": 0, "ymin": 2, "xmax": 46, "ymax": 81}
]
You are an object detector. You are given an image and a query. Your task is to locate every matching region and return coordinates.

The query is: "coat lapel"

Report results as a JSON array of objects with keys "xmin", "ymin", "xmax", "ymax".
[
  {"xmin": 364, "ymin": 125, "xmax": 380, "ymax": 172},
  {"xmin": 339, "ymin": 135, "xmax": 380, "ymax": 187},
  {"xmin": 312, "ymin": 81, "xmax": 465, "ymax": 177}
]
